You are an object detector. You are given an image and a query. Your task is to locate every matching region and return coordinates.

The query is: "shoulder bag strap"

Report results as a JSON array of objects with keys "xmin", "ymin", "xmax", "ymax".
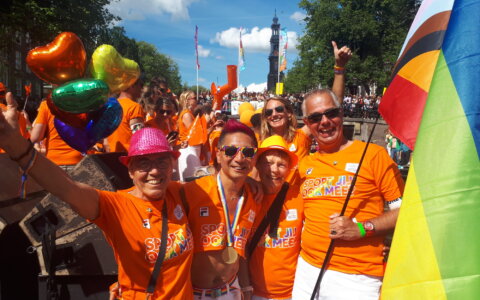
[
  {"xmin": 145, "ymin": 200, "xmax": 168, "ymax": 298},
  {"xmin": 179, "ymin": 186, "xmax": 190, "ymax": 215},
  {"xmin": 247, "ymin": 182, "xmax": 289, "ymax": 258}
]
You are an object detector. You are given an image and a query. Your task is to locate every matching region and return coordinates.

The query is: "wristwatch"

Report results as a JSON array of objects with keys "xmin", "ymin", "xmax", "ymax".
[{"xmin": 363, "ymin": 221, "xmax": 376, "ymax": 237}]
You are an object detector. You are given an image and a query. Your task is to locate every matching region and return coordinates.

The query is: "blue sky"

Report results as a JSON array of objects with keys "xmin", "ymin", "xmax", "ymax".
[{"xmin": 107, "ymin": 0, "xmax": 306, "ymax": 92}]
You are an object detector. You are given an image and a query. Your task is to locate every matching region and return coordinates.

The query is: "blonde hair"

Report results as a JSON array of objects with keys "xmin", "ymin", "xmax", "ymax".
[
  {"xmin": 260, "ymin": 97, "xmax": 297, "ymax": 143},
  {"xmin": 179, "ymin": 90, "xmax": 196, "ymax": 112}
]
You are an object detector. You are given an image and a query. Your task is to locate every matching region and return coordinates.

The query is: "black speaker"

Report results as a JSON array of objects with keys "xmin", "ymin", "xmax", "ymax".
[{"xmin": 19, "ymin": 152, "xmax": 132, "ymax": 276}]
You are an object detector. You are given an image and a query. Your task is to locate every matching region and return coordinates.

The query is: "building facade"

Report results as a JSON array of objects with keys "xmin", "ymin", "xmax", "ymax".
[{"xmin": 267, "ymin": 13, "xmax": 284, "ymax": 92}]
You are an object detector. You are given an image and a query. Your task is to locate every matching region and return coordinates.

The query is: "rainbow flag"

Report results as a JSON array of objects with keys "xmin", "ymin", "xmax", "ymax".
[
  {"xmin": 279, "ymin": 28, "xmax": 288, "ymax": 72},
  {"xmin": 195, "ymin": 25, "xmax": 200, "ymax": 70},
  {"xmin": 380, "ymin": 0, "xmax": 480, "ymax": 298},
  {"xmin": 239, "ymin": 29, "xmax": 246, "ymax": 71}
]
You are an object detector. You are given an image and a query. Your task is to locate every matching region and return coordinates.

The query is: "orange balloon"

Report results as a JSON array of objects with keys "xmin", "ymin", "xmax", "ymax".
[
  {"xmin": 240, "ymin": 110, "xmax": 255, "ymax": 127},
  {"xmin": 26, "ymin": 32, "xmax": 87, "ymax": 85},
  {"xmin": 212, "ymin": 65, "xmax": 238, "ymax": 109},
  {"xmin": 238, "ymin": 102, "xmax": 255, "ymax": 115},
  {"xmin": 240, "ymin": 110, "xmax": 256, "ymax": 127}
]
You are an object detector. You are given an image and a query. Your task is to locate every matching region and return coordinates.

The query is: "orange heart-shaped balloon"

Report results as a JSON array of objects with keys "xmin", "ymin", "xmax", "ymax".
[{"xmin": 26, "ymin": 32, "xmax": 87, "ymax": 85}]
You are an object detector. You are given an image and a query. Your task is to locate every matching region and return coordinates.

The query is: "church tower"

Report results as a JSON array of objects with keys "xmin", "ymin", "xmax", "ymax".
[{"xmin": 267, "ymin": 11, "xmax": 284, "ymax": 92}]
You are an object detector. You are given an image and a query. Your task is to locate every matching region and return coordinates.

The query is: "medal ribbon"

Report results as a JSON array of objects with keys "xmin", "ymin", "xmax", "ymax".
[{"xmin": 217, "ymin": 173, "xmax": 244, "ymax": 247}]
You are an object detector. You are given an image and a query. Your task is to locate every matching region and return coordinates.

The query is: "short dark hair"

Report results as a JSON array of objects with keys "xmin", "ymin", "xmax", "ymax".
[
  {"xmin": 250, "ymin": 113, "xmax": 261, "ymax": 129},
  {"xmin": 218, "ymin": 119, "xmax": 258, "ymax": 148}
]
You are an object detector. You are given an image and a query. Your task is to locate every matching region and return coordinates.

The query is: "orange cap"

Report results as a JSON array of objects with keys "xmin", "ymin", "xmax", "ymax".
[{"xmin": 257, "ymin": 135, "xmax": 298, "ymax": 168}]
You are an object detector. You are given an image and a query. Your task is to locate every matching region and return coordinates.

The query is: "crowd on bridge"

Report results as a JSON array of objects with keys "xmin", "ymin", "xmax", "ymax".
[{"xmin": 0, "ymin": 40, "xmax": 406, "ymax": 300}]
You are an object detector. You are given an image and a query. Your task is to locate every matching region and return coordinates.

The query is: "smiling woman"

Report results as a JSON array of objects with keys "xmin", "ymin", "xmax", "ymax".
[{"xmin": 0, "ymin": 97, "xmax": 194, "ymax": 300}]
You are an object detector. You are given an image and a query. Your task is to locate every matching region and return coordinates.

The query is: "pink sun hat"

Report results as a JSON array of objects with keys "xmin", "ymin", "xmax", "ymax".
[{"xmin": 119, "ymin": 127, "xmax": 180, "ymax": 166}]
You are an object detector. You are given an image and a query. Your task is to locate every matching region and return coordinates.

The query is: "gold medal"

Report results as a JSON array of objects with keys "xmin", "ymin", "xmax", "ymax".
[{"xmin": 222, "ymin": 246, "xmax": 238, "ymax": 264}]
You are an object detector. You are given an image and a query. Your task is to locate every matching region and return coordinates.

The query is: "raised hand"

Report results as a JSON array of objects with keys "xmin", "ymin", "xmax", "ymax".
[
  {"xmin": 332, "ymin": 41, "xmax": 352, "ymax": 68},
  {"xmin": 0, "ymin": 92, "xmax": 20, "ymax": 144}
]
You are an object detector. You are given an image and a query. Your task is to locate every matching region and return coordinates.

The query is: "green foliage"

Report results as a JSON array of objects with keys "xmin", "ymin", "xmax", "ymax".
[
  {"xmin": 97, "ymin": 26, "xmax": 140, "ymax": 63},
  {"xmin": 136, "ymin": 41, "xmax": 182, "ymax": 95},
  {"xmin": 181, "ymin": 83, "xmax": 209, "ymax": 93},
  {"xmin": 286, "ymin": 0, "xmax": 420, "ymax": 95},
  {"xmin": 0, "ymin": 0, "xmax": 118, "ymax": 54},
  {"xmin": 0, "ymin": 0, "xmax": 182, "ymax": 94}
]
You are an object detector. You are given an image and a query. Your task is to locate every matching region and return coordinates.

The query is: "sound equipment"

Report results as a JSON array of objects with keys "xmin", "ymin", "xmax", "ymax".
[{"xmin": 19, "ymin": 152, "xmax": 132, "ymax": 276}]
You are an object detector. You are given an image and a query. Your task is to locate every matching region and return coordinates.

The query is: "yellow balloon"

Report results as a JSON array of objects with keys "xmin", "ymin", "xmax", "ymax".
[
  {"xmin": 255, "ymin": 107, "xmax": 263, "ymax": 114},
  {"xmin": 238, "ymin": 102, "xmax": 255, "ymax": 116},
  {"xmin": 90, "ymin": 44, "xmax": 140, "ymax": 93},
  {"xmin": 240, "ymin": 110, "xmax": 256, "ymax": 127}
]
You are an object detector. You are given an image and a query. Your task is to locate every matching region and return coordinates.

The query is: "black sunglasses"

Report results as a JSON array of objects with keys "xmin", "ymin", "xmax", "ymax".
[
  {"xmin": 220, "ymin": 145, "xmax": 257, "ymax": 158},
  {"xmin": 265, "ymin": 105, "xmax": 285, "ymax": 117},
  {"xmin": 158, "ymin": 109, "xmax": 172, "ymax": 115},
  {"xmin": 307, "ymin": 108, "xmax": 341, "ymax": 123}
]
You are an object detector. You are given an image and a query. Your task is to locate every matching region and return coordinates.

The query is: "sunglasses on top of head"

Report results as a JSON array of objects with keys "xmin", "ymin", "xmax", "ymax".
[
  {"xmin": 220, "ymin": 145, "xmax": 257, "ymax": 158},
  {"xmin": 306, "ymin": 108, "xmax": 341, "ymax": 123},
  {"xmin": 265, "ymin": 105, "xmax": 286, "ymax": 117}
]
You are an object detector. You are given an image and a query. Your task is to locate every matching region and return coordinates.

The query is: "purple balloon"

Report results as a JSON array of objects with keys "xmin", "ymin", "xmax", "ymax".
[
  {"xmin": 86, "ymin": 97, "xmax": 123, "ymax": 141},
  {"xmin": 54, "ymin": 118, "xmax": 95, "ymax": 153},
  {"xmin": 54, "ymin": 97, "xmax": 123, "ymax": 153}
]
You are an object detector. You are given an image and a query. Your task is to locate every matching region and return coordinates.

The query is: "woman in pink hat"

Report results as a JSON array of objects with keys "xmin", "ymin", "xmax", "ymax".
[{"xmin": 0, "ymin": 92, "xmax": 194, "ymax": 300}]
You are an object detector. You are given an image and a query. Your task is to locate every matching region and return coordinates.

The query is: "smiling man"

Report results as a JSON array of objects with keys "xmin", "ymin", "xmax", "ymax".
[
  {"xmin": 292, "ymin": 89, "xmax": 405, "ymax": 300},
  {"xmin": 183, "ymin": 119, "xmax": 260, "ymax": 300}
]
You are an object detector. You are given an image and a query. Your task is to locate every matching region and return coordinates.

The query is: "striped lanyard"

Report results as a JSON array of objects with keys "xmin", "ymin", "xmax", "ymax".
[{"xmin": 216, "ymin": 173, "xmax": 244, "ymax": 247}]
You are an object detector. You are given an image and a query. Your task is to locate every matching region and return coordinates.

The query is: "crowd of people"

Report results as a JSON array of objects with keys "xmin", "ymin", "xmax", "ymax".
[{"xmin": 0, "ymin": 41, "xmax": 406, "ymax": 300}]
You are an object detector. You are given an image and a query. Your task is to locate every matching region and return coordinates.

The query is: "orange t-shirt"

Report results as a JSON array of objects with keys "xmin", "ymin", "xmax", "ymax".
[
  {"xmin": 208, "ymin": 129, "xmax": 221, "ymax": 165},
  {"xmin": 106, "ymin": 97, "xmax": 145, "ymax": 153},
  {"xmin": 249, "ymin": 183, "xmax": 304, "ymax": 299},
  {"xmin": 289, "ymin": 128, "xmax": 311, "ymax": 161},
  {"xmin": 33, "ymin": 101, "xmax": 83, "ymax": 165},
  {"xmin": 145, "ymin": 118, "xmax": 177, "ymax": 136},
  {"xmin": 178, "ymin": 110, "xmax": 207, "ymax": 147},
  {"xmin": 183, "ymin": 175, "xmax": 259, "ymax": 258},
  {"xmin": 0, "ymin": 103, "xmax": 29, "ymax": 153},
  {"xmin": 299, "ymin": 140, "xmax": 404, "ymax": 276},
  {"xmin": 93, "ymin": 183, "xmax": 194, "ymax": 300}
]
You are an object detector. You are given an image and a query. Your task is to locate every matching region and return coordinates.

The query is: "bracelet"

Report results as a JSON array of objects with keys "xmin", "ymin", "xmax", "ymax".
[
  {"xmin": 19, "ymin": 149, "xmax": 38, "ymax": 199},
  {"xmin": 356, "ymin": 222, "xmax": 366, "ymax": 237},
  {"xmin": 241, "ymin": 286, "xmax": 253, "ymax": 293},
  {"xmin": 10, "ymin": 140, "xmax": 33, "ymax": 161},
  {"xmin": 334, "ymin": 65, "xmax": 345, "ymax": 70}
]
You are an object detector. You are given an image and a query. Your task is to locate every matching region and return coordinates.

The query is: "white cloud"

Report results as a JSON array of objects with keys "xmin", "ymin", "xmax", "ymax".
[
  {"xmin": 290, "ymin": 11, "xmax": 306, "ymax": 22},
  {"xmin": 198, "ymin": 77, "xmax": 206, "ymax": 83},
  {"xmin": 197, "ymin": 45, "xmax": 210, "ymax": 58},
  {"xmin": 108, "ymin": 0, "xmax": 197, "ymax": 21},
  {"xmin": 211, "ymin": 27, "xmax": 299, "ymax": 53},
  {"xmin": 234, "ymin": 82, "xmax": 267, "ymax": 93},
  {"xmin": 215, "ymin": 55, "xmax": 224, "ymax": 60}
]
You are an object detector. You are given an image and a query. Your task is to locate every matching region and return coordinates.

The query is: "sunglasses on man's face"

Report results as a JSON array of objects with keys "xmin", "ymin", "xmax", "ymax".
[
  {"xmin": 158, "ymin": 109, "xmax": 172, "ymax": 115},
  {"xmin": 306, "ymin": 108, "xmax": 341, "ymax": 123},
  {"xmin": 265, "ymin": 105, "xmax": 286, "ymax": 117},
  {"xmin": 220, "ymin": 145, "xmax": 257, "ymax": 159}
]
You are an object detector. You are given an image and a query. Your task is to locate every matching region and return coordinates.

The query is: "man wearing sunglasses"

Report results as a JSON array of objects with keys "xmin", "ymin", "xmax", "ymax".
[
  {"xmin": 292, "ymin": 89, "xmax": 405, "ymax": 299},
  {"xmin": 182, "ymin": 119, "xmax": 260, "ymax": 299}
]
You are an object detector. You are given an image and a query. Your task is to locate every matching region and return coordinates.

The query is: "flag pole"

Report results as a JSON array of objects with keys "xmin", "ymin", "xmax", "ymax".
[{"xmin": 310, "ymin": 115, "xmax": 380, "ymax": 300}]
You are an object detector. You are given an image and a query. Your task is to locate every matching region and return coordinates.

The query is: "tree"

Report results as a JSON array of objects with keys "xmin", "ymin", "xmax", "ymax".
[
  {"xmin": 97, "ymin": 26, "xmax": 140, "ymax": 63},
  {"xmin": 137, "ymin": 41, "xmax": 182, "ymax": 95},
  {"xmin": 0, "ymin": 0, "xmax": 118, "ymax": 54},
  {"xmin": 287, "ymin": 0, "xmax": 420, "ymax": 95}
]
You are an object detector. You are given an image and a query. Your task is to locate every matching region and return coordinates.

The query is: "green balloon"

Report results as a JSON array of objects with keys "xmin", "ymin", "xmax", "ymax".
[{"xmin": 52, "ymin": 79, "xmax": 109, "ymax": 113}]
